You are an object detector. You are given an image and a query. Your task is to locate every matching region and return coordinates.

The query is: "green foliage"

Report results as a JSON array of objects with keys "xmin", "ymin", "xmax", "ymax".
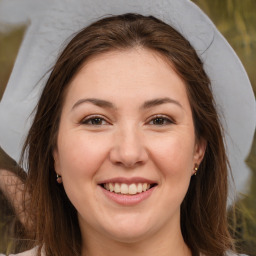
[
  {"xmin": 192, "ymin": 0, "xmax": 256, "ymax": 94},
  {"xmin": 191, "ymin": 1, "xmax": 256, "ymax": 255},
  {"xmin": 0, "ymin": 25, "xmax": 26, "ymax": 100}
]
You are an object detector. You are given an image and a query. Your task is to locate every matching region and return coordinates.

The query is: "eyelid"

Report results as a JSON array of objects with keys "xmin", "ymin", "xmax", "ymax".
[
  {"xmin": 79, "ymin": 114, "xmax": 175, "ymax": 126},
  {"xmin": 146, "ymin": 114, "xmax": 176, "ymax": 125},
  {"xmin": 80, "ymin": 114, "xmax": 111, "ymax": 125}
]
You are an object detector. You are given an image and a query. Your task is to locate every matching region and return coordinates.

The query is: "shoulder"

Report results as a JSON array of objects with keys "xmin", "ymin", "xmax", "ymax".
[
  {"xmin": 200, "ymin": 252, "xmax": 248, "ymax": 256},
  {"xmin": 4, "ymin": 247, "xmax": 42, "ymax": 256},
  {"xmin": 225, "ymin": 251, "xmax": 248, "ymax": 256}
]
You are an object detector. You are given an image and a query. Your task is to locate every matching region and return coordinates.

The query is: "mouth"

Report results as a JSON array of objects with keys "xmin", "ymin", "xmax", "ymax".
[
  {"xmin": 98, "ymin": 178, "xmax": 158, "ymax": 205},
  {"xmin": 100, "ymin": 182, "xmax": 158, "ymax": 195}
]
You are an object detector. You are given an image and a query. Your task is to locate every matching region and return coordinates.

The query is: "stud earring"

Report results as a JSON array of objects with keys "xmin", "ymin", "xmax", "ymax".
[
  {"xmin": 56, "ymin": 174, "xmax": 62, "ymax": 183},
  {"xmin": 193, "ymin": 164, "xmax": 199, "ymax": 176}
]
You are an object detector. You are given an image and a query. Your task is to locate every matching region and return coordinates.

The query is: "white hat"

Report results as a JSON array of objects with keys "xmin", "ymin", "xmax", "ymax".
[{"xmin": 0, "ymin": 0, "xmax": 255, "ymax": 194}]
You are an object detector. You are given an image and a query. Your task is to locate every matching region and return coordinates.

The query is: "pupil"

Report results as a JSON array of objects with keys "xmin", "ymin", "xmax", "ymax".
[
  {"xmin": 154, "ymin": 118, "xmax": 164, "ymax": 125},
  {"xmin": 92, "ymin": 118, "xmax": 102, "ymax": 125}
]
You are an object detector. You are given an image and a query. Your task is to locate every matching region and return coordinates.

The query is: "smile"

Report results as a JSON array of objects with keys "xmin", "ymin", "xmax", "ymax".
[
  {"xmin": 103, "ymin": 183, "xmax": 155, "ymax": 195},
  {"xmin": 99, "ymin": 178, "xmax": 158, "ymax": 205}
]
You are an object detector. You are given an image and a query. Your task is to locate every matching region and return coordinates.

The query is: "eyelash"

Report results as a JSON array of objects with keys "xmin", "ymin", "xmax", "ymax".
[
  {"xmin": 147, "ymin": 115, "xmax": 175, "ymax": 126},
  {"xmin": 81, "ymin": 115, "xmax": 174, "ymax": 126},
  {"xmin": 81, "ymin": 115, "xmax": 109, "ymax": 126}
]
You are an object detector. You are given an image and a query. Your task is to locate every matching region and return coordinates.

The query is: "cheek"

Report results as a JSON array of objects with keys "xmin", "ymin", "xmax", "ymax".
[
  {"xmin": 138, "ymin": 134, "xmax": 195, "ymax": 225},
  {"xmin": 149, "ymin": 134, "xmax": 195, "ymax": 208},
  {"xmin": 56, "ymin": 132, "xmax": 111, "ymax": 213},
  {"xmin": 148, "ymin": 132, "xmax": 195, "ymax": 179},
  {"xmin": 57, "ymin": 131, "xmax": 111, "ymax": 180}
]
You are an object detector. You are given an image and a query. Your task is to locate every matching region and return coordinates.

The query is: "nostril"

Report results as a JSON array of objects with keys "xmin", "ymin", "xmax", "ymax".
[{"xmin": 109, "ymin": 141, "xmax": 148, "ymax": 168}]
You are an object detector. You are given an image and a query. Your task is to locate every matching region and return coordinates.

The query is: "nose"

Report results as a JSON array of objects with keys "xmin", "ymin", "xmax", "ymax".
[{"xmin": 109, "ymin": 126, "xmax": 148, "ymax": 168}]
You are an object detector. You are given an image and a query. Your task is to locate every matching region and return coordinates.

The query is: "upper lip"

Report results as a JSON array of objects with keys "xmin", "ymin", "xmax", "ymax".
[{"xmin": 98, "ymin": 177, "xmax": 157, "ymax": 185}]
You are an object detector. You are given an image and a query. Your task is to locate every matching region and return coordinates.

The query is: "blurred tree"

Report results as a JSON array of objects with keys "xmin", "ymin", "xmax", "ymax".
[
  {"xmin": 192, "ymin": 1, "xmax": 256, "ymax": 255},
  {"xmin": 192, "ymin": 0, "xmax": 256, "ymax": 93},
  {"xmin": 0, "ymin": 26, "xmax": 26, "ymax": 100}
]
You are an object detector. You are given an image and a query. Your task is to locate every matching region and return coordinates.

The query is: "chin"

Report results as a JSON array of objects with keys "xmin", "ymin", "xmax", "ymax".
[
  {"xmin": 100, "ymin": 215, "xmax": 154, "ymax": 243},
  {"xmin": 106, "ymin": 228, "xmax": 152, "ymax": 244}
]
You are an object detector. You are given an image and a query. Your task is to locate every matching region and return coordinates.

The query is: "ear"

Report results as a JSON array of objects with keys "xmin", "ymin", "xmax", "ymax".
[
  {"xmin": 53, "ymin": 148, "xmax": 61, "ymax": 175},
  {"xmin": 193, "ymin": 138, "xmax": 207, "ymax": 166}
]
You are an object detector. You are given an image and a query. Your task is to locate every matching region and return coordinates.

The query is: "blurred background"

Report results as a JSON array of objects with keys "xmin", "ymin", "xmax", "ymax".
[
  {"xmin": 0, "ymin": 0, "xmax": 255, "ymax": 255},
  {"xmin": 192, "ymin": 1, "xmax": 256, "ymax": 255}
]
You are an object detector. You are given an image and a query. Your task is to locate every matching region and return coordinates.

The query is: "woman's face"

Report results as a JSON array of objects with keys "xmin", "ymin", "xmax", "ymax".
[{"xmin": 53, "ymin": 48, "xmax": 205, "ymax": 243}]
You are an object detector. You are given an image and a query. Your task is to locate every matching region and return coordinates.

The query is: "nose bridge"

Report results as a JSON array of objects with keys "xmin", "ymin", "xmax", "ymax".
[{"xmin": 109, "ymin": 121, "xmax": 148, "ymax": 167}]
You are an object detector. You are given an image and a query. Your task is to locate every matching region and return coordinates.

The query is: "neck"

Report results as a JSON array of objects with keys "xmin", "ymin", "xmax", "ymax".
[{"xmin": 81, "ymin": 222, "xmax": 191, "ymax": 256}]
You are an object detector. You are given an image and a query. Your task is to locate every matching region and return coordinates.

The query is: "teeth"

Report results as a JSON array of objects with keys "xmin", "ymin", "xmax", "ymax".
[
  {"xmin": 129, "ymin": 184, "xmax": 137, "ymax": 195},
  {"xmin": 103, "ymin": 182, "xmax": 153, "ymax": 195},
  {"xmin": 109, "ymin": 183, "xmax": 114, "ymax": 192},
  {"xmin": 114, "ymin": 183, "xmax": 121, "ymax": 193},
  {"xmin": 120, "ymin": 183, "xmax": 128, "ymax": 194},
  {"xmin": 137, "ymin": 183, "xmax": 142, "ymax": 193}
]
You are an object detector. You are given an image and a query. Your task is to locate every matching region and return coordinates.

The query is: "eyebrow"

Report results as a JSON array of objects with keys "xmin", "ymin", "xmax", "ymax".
[
  {"xmin": 71, "ymin": 97, "xmax": 182, "ymax": 111},
  {"xmin": 141, "ymin": 97, "xmax": 183, "ymax": 109},
  {"xmin": 72, "ymin": 98, "xmax": 115, "ymax": 110}
]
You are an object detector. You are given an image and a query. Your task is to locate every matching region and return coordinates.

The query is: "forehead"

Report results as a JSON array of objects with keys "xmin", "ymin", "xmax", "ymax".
[{"xmin": 63, "ymin": 48, "xmax": 190, "ymax": 110}]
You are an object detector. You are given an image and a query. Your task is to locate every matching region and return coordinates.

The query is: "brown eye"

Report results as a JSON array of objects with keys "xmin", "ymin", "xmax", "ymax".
[
  {"xmin": 152, "ymin": 118, "xmax": 166, "ymax": 125},
  {"xmin": 81, "ymin": 116, "xmax": 108, "ymax": 125},
  {"xmin": 148, "ymin": 116, "xmax": 174, "ymax": 126}
]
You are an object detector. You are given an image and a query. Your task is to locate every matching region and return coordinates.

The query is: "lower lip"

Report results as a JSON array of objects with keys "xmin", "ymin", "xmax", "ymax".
[{"xmin": 100, "ymin": 186, "xmax": 156, "ymax": 206}]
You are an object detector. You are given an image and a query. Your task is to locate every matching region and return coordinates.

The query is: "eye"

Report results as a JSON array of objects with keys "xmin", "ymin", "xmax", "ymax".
[
  {"xmin": 81, "ymin": 115, "xmax": 109, "ymax": 126},
  {"xmin": 148, "ymin": 115, "xmax": 174, "ymax": 126}
]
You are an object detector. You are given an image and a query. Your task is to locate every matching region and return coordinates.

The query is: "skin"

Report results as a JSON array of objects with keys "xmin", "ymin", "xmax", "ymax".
[{"xmin": 53, "ymin": 48, "xmax": 206, "ymax": 256}]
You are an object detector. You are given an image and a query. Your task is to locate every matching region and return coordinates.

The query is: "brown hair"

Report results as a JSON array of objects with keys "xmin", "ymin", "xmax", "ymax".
[{"xmin": 22, "ymin": 14, "xmax": 234, "ymax": 256}]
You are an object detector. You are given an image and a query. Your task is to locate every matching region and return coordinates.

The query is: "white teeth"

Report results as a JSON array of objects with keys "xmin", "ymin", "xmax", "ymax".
[
  {"xmin": 109, "ymin": 183, "xmax": 114, "ymax": 192},
  {"xmin": 129, "ymin": 184, "xmax": 137, "ymax": 195},
  {"xmin": 142, "ymin": 183, "xmax": 147, "ymax": 192},
  {"xmin": 137, "ymin": 183, "xmax": 142, "ymax": 193},
  {"xmin": 103, "ymin": 182, "xmax": 153, "ymax": 195},
  {"xmin": 120, "ymin": 183, "xmax": 129, "ymax": 194},
  {"xmin": 114, "ymin": 183, "xmax": 121, "ymax": 193}
]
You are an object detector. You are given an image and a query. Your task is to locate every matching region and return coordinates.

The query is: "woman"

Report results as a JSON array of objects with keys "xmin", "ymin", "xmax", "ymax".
[{"xmin": 2, "ymin": 13, "xmax": 247, "ymax": 256}]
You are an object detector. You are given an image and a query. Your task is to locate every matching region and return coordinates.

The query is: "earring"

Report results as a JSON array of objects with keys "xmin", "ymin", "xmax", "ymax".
[
  {"xmin": 56, "ymin": 174, "xmax": 62, "ymax": 183},
  {"xmin": 193, "ymin": 164, "xmax": 198, "ymax": 176}
]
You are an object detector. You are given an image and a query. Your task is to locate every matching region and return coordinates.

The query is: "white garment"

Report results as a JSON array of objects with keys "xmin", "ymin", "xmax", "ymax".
[{"xmin": 0, "ymin": 247, "xmax": 39, "ymax": 256}]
